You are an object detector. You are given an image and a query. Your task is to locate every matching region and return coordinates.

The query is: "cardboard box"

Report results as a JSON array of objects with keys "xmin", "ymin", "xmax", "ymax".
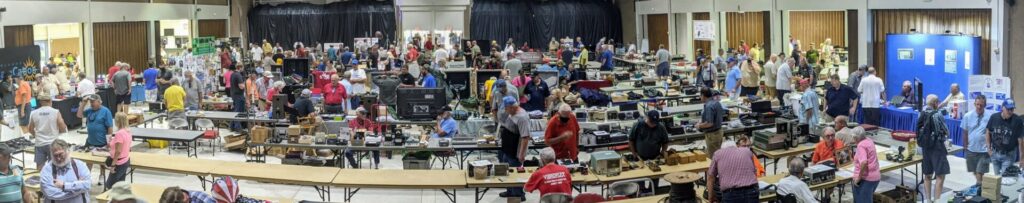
[
  {"xmin": 287, "ymin": 125, "xmax": 303, "ymax": 136},
  {"xmin": 981, "ymin": 191, "xmax": 1001, "ymax": 202},
  {"xmin": 298, "ymin": 135, "xmax": 314, "ymax": 144},
  {"xmin": 250, "ymin": 126, "xmax": 272, "ymax": 144},
  {"xmin": 692, "ymin": 151, "xmax": 707, "ymax": 162},
  {"xmin": 981, "ymin": 175, "xmax": 1001, "ymax": 192},
  {"xmin": 223, "ymin": 135, "xmax": 247, "ymax": 151}
]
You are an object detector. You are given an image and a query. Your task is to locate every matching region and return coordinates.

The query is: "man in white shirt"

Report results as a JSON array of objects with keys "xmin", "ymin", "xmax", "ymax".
[
  {"xmin": 433, "ymin": 47, "xmax": 449, "ymax": 64},
  {"xmin": 778, "ymin": 159, "xmax": 819, "ymax": 203},
  {"xmin": 857, "ymin": 67, "xmax": 885, "ymax": 126},
  {"xmin": 347, "ymin": 67, "xmax": 367, "ymax": 109},
  {"xmin": 763, "ymin": 55, "xmax": 778, "ymax": 100},
  {"xmin": 28, "ymin": 96, "xmax": 68, "ymax": 170},
  {"xmin": 75, "ymin": 73, "xmax": 96, "ymax": 97},
  {"xmin": 776, "ymin": 58, "xmax": 795, "ymax": 106},
  {"xmin": 250, "ymin": 44, "xmax": 264, "ymax": 63},
  {"xmin": 939, "ymin": 83, "xmax": 965, "ymax": 110}
]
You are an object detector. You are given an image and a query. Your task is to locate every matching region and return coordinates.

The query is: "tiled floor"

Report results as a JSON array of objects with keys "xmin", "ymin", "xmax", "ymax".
[{"xmin": 3, "ymin": 106, "xmax": 1021, "ymax": 203}]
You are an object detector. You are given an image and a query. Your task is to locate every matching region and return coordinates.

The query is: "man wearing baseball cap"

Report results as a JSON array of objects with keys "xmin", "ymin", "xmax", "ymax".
[
  {"xmin": 489, "ymin": 79, "xmax": 519, "ymax": 123},
  {"xmin": 724, "ymin": 57, "xmax": 742, "ymax": 98},
  {"xmin": 986, "ymin": 100, "xmax": 1024, "ymax": 176},
  {"xmin": 497, "ymin": 96, "xmax": 530, "ymax": 201},
  {"xmin": 29, "ymin": 95, "xmax": 69, "ymax": 170},
  {"xmin": 629, "ymin": 110, "xmax": 670, "ymax": 161},
  {"xmin": 0, "ymin": 143, "xmax": 35, "ymax": 202}
]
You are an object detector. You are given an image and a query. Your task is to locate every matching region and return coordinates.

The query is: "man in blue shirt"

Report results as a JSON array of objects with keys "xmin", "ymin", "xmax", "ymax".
[
  {"xmin": 76, "ymin": 95, "xmax": 112, "ymax": 148},
  {"xmin": 142, "ymin": 64, "xmax": 160, "ymax": 102},
  {"xmin": 961, "ymin": 95, "xmax": 993, "ymax": 190},
  {"xmin": 600, "ymin": 45, "xmax": 615, "ymax": 71},
  {"xmin": 340, "ymin": 47, "xmax": 354, "ymax": 68},
  {"xmin": 724, "ymin": 58, "xmax": 742, "ymax": 97},
  {"xmin": 799, "ymin": 79, "xmax": 820, "ymax": 126},
  {"xmin": 431, "ymin": 106, "xmax": 458, "ymax": 139},
  {"xmin": 522, "ymin": 72, "xmax": 550, "ymax": 112},
  {"xmin": 420, "ymin": 69, "xmax": 437, "ymax": 88},
  {"xmin": 327, "ymin": 45, "xmax": 338, "ymax": 62},
  {"xmin": 825, "ymin": 74, "xmax": 859, "ymax": 118},
  {"xmin": 40, "ymin": 139, "xmax": 92, "ymax": 203}
]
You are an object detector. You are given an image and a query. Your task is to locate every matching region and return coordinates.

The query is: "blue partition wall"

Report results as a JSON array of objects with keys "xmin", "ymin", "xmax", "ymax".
[{"xmin": 884, "ymin": 34, "xmax": 982, "ymax": 101}]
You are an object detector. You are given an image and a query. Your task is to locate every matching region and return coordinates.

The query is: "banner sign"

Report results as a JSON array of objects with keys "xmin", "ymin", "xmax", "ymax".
[
  {"xmin": 0, "ymin": 46, "xmax": 42, "ymax": 80},
  {"xmin": 968, "ymin": 75, "xmax": 1012, "ymax": 111},
  {"xmin": 192, "ymin": 37, "xmax": 216, "ymax": 55},
  {"xmin": 693, "ymin": 20, "xmax": 716, "ymax": 41}
]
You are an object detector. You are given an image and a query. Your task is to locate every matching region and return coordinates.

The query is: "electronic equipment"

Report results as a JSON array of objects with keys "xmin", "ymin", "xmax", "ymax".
[
  {"xmin": 574, "ymin": 111, "xmax": 589, "ymax": 122},
  {"xmin": 493, "ymin": 163, "xmax": 510, "ymax": 176},
  {"xmin": 619, "ymin": 103, "xmax": 638, "ymax": 112},
  {"xmin": 751, "ymin": 100, "xmax": 772, "ymax": 113},
  {"xmin": 396, "ymin": 88, "xmax": 448, "ymax": 120},
  {"xmin": 617, "ymin": 111, "xmax": 641, "ymax": 120},
  {"xmin": 365, "ymin": 136, "xmax": 381, "ymax": 147},
  {"xmin": 282, "ymin": 58, "xmax": 310, "ymax": 79},
  {"xmin": 594, "ymin": 131, "xmax": 628, "ymax": 144},
  {"xmin": 752, "ymin": 129, "xmax": 787, "ymax": 151},
  {"xmin": 802, "ymin": 164, "xmax": 836, "ymax": 185},
  {"xmin": 589, "ymin": 151, "xmax": 622, "ymax": 176},
  {"xmin": 645, "ymin": 160, "xmax": 662, "ymax": 172},
  {"xmin": 606, "ymin": 110, "xmax": 619, "ymax": 121},
  {"xmin": 776, "ymin": 122, "xmax": 790, "ymax": 136},
  {"xmin": 438, "ymin": 138, "xmax": 451, "ymax": 147}
]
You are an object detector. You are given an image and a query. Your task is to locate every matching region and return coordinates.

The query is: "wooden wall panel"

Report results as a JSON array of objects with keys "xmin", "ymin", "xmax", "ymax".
[
  {"xmin": 693, "ymin": 12, "xmax": 712, "ymax": 57},
  {"xmin": 647, "ymin": 14, "xmax": 670, "ymax": 52},
  {"xmin": 790, "ymin": 11, "xmax": 846, "ymax": 49},
  {"xmin": 872, "ymin": 9, "xmax": 991, "ymax": 80},
  {"xmin": 198, "ymin": 19, "xmax": 227, "ymax": 39},
  {"xmin": 725, "ymin": 12, "xmax": 767, "ymax": 50},
  {"xmin": 93, "ymin": 21, "xmax": 149, "ymax": 74},
  {"xmin": 847, "ymin": 9, "xmax": 859, "ymax": 74},
  {"xmin": 197, "ymin": 0, "xmax": 228, "ymax": 5},
  {"xmin": 49, "ymin": 38, "xmax": 81, "ymax": 58},
  {"xmin": 3, "ymin": 25, "xmax": 35, "ymax": 48}
]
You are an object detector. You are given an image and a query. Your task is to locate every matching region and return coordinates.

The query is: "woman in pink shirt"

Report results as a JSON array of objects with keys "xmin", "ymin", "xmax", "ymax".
[
  {"xmin": 852, "ymin": 132, "xmax": 880, "ymax": 203},
  {"xmin": 105, "ymin": 112, "xmax": 133, "ymax": 190}
]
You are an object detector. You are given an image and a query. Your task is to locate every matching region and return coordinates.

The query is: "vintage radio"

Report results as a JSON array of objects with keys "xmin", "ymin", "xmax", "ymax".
[
  {"xmin": 776, "ymin": 122, "xmax": 791, "ymax": 137},
  {"xmin": 589, "ymin": 109, "xmax": 608, "ymax": 122},
  {"xmin": 589, "ymin": 151, "xmax": 622, "ymax": 176},
  {"xmin": 575, "ymin": 111, "xmax": 589, "ymax": 122},
  {"xmin": 438, "ymin": 138, "xmax": 451, "ymax": 147},
  {"xmin": 493, "ymin": 163, "xmax": 510, "ymax": 176},
  {"xmin": 642, "ymin": 77, "xmax": 657, "ymax": 86},
  {"xmin": 618, "ymin": 111, "xmax": 641, "ymax": 120},
  {"xmin": 364, "ymin": 136, "xmax": 381, "ymax": 147},
  {"xmin": 606, "ymin": 110, "xmax": 619, "ymax": 121},
  {"xmin": 753, "ymin": 129, "xmax": 787, "ymax": 151},
  {"xmin": 803, "ymin": 164, "xmax": 836, "ymax": 185}
]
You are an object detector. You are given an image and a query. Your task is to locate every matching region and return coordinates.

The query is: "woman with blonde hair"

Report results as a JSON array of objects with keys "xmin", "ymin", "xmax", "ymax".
[{"xmin": 105, "ymin": 112, "xmax": 133, "ymax": 189}]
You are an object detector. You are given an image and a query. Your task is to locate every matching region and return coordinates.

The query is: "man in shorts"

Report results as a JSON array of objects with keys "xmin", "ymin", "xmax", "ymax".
[
  {"xmin": 961, "ymin": 95, "xmax": 993, "ymax": 192},
  {"xmin": 917, "ymin": 95, "xmax": 949, "ymax": 203},
  {"xmin": 112, "ymin": 63, "xmax": 133, "ymax": 113}
]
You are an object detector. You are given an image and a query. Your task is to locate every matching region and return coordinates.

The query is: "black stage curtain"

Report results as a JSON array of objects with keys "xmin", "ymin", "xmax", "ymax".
[
  {"xmin": 248, "ymin": 0, "xmax": 396, "ymax": 48},
  {"xmin": 470, "ymin": 0, "xmax": 622, "ymax": 52}
]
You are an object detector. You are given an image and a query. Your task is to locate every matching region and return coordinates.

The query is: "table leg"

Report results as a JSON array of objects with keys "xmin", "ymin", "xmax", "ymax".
[
  {"xmin": 475, "ymin": 188, "xmax": 490, "ymax": 203},
  {"xmin": 441, "ymin": 189, "xmax": 457, "ymax": 203},
  {"xmin": 773, "ymin": 158, "xmax": 780, "ymax": 174}
]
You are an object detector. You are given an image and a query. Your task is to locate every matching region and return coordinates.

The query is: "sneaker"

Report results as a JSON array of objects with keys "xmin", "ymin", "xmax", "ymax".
[{"xmin": 498, "ymin": 192, "xmax": 511, "ymax": 198}]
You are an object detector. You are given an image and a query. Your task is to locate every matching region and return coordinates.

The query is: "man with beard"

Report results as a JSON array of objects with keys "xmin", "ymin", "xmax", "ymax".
[{"xmin": 40, "ymin": 139, "xmax": 92, "ymax": 203}]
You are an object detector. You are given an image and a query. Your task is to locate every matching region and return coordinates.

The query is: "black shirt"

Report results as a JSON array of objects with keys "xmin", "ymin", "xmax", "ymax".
[
  {"xmin": 398, "ymin": 72, "xmax": 416, "ymax": 86},
  {"xmin": 272, "ymin": 53, "xmax": 285, "ymax": 63},
  {"xmin": 628, "ymin": 122, "xmax": 669, "ymax": 160},
  {"xmin": 987, "ymin": 113, "xmax": 1023, "ymax": 153},
  {"xmin": 158, "ymin": 68, "xmax": 173, "ymax": 95},
  {"xmin": 291, "ymin": 98, "xmax": 315, "ymax": 123},
  {"xmin": 229, "ymin": 71, "xmax": 245, "ymax": 98},
  {"xmin": 825, "ymin": 84, "xmax": 859, "ymax": 117}
]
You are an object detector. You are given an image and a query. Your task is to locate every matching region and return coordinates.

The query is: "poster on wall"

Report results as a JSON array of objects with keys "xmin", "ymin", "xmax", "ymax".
[
  {"xmin": 0, "ymin": 46, "xmax": 42, "ymax": 80},
  {"xmin": 924, "ymin": 48, "xmax": 936, "ymax": 66},
  {"xmin": 693, "ymin": 20, "xmax": 715, "ymax": 41},
  {"xmin": 944, "ymin": 50, "xmax": 957, "ymax": 74},
  {"xmin": 965, "ymin": 51, "xmax": 971, "ymax": 70},
  {"xmin": 898, "ymin": 48, "xmax": 914, "ymax": 60},
  {"xmin": 968, "ymin": 75, "xmax": 1012, "ymax": 111}
]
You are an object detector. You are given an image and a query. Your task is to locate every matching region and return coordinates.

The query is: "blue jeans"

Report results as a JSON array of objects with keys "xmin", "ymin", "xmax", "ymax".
[
  {"xmin": 721, "ymin": 186, "xmax": 758, "ymax": 203},
  {"xmin": 350, "ymin": 95, "xmax": 362, "ymax": 109},
  {"xmin": 853, "ymin": 180, "xmax": 879, "ymax": 203},
  {"xmin": 991, "ymin": 151, "xmax": 1018, "ymax": 175},
  {"xmin": 231, "ymin": 96, "xmax": 246, "ymax": 130},
  {"xmin": 499, "ymin": 152, "xmax": 524, "ymax": 197},
  {"xmin": 345, "ymin": 150, "xmax": 379, "ymax": 168},
  {"xmin": 105, "ymin": 160, "xmax": 131, "ymax": 190}
]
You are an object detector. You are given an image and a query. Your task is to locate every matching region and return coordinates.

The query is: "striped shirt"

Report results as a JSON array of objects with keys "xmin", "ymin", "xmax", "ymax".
[
  {"xmin": 708, "ymin": 147, "xmax": 759, "ymax": 190},
  {"xmin": 187, "ymin": 190, "xmax": 216, "ymax": 203},
  {"xmin": 0, "ymin": 166, "xmax": 24, "ymax": 203}
]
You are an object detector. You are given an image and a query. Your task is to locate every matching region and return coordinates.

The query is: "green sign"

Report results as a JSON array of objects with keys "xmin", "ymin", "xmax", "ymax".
[{"xmin": 192, "ymin": 37, "xmax": 216, "ymax": 55}]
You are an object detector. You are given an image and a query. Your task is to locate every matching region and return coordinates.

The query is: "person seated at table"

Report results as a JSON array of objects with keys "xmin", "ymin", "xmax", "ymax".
[
  {"xmin": 898, "ymin": 80, "xmax": 917, "ymax": 107},
  {"xmin": 777, "ymin": 159, "xmax": 819, "ymax": 203},
  {"xmin": 525, "ymin": 147, "xmax": 573, "ymax": 197},
  {"xmin": 425, "ymin": 105, "xmax": 458, "ymax": 140},
  {"xmin": 322, "ymin": 75, "xmax": 347, "ymax": 114},
  {"xmin": 345, "ymin": 108, "xmax": 382, "ymax": 169},
  {"xmin": 41, "ymin": 139, "xmax": 92, "ymax": 203},
  {"xmin": 159, "ymin": 186, "xmax": 215, "ymax": 203},
  {"xmin": 938, "ymin": 83, "xmax": 965, "ymax": 110},
  {"xmin": 544, "ymin": 104, "xmax": 580, "ymax": 160},
  {"xmin": 286, "ymin": 89, "xmax": 316, "ymax": 124},
  {"xmin": 812, "ymin": 127, "xmax": 844, "ymax": 165}
]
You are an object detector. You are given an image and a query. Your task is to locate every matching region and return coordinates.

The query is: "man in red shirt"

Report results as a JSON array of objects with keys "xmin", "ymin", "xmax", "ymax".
[
  {"xmin": 220, "ymin": 47, "xmax": 232, "ymax": 69},
  {"xmin": 406, "ymin": 44, "xmax": 420, "ymax": 64},
  {"xmin": 525, "ymin": 147, "xmax": 573, "ymax": 197},
  {"xmin": 544, "ymin": 104, "xmax": 580, "ymax": 160},
  {"xmin": 322, "ymin": 75, "xmax": 347, "ymax": 114}
]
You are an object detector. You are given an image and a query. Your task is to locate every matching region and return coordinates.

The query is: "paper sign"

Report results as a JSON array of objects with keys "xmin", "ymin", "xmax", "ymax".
[
  {"xmin": 968, "ymin": 75, "xmax": 1012, "ymax": 111},
  {"xmin": 944, "ymin": 50, "xmax": 957, "ymax": 74},
  {"xmin": 693, "ymin": 20, "xmax": 715, "ymax": 41},
  {"xmin": 965, "ymin": 51, "xmax": 971, "ymax": 70},
  {"xmin": 924, "ymin": 48, "xmax": 935, "ymax": 66}
]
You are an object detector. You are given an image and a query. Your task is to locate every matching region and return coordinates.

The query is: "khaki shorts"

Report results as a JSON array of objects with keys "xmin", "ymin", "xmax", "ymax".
[{"xmin": 705, "ymin": 130, "xmax": 724, "ymax": 156}]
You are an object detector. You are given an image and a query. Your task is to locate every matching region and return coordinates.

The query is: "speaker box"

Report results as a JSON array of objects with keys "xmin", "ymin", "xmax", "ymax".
[
  {"xmin": 282, "ymin": 58, "xmax": 310, "ymax": 79},
  {"xmin": 272, "ymin": 94, "xmax": 287, "ymax": 119}
]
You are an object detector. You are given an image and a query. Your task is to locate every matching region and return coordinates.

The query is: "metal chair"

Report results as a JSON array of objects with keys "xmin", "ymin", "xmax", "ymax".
[
  {"xmin": 164, "ymin": 118, "xmax": 190, "ymax": 150},
  {"xmin": 539, "ymin": 193, "xmax": 572, "ymax": 203},
  {"xmin": 195, "ymin": 118, "xmax": 219, "ymax": 156},
  {"xmin": 608, "ymin": 178, "xmax": 648, "ymax": 200}
]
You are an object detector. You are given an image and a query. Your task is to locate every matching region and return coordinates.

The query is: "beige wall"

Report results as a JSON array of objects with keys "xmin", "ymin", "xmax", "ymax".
[
  {"xmin": 1008, "ymin": 2, "xmax": 1024, "ymax": 114},
  {"xmin": 618, "ymin": 0, "xmax": 636, "ymax": 44}
]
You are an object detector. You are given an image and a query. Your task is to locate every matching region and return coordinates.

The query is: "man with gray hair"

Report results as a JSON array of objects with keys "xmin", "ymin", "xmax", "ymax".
[
  {"xmin": 40, "ymin": 139, "xmax": 92, "ymax": 203},
  {"xmin": 112, "ymin": 63, "xmax": 132, "ymax": 113},
  {"xmin": 777, "ymin": 159, "xmax": 818, "ymax": 203},
  {"xmin": 899, "ymin": 80, "xmax": 918, "ymax": 107},
  {"xmin": 524, "ymin": 147, "xmax": 572, "ymax": 197},
  {"xmin": 775, "ymin": 57, "xmax": 795, "ymax": 106},
  {"xmin": 917, "ymin": 94, "xmax": 948, "ymax": 203},
  {"xmin": 848, "ymin": 65, "xmax": 867, "ymax": 92},
  {"xmin": 182, "ymin": 70, "xmax": 204, "ymax": 110}
]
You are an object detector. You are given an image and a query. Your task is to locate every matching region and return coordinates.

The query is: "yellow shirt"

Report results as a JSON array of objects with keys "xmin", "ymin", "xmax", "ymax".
[
  {"xmin": 577, "ymin": 49, "xmax": 589, "ymax": 65},
  {"xmin": 484, "ymin": 79, "xmax": 496, "ymax": 102},
  {"xmin": 164, "ymin": 85, "xmax": 186, "ymax": 111},
  {"xmin": 749, "ymin": 48, "xmax": 762, "ymax": 63}
]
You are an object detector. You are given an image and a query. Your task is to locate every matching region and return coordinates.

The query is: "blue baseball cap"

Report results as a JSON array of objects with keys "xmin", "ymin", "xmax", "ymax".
[
  {"xmin": 727, "ymin": 57, "xmax": 738, "ymax": 64},
  {"xmin": 1003, "ymin": 100, "xmax": 1015, "ymax": 110},
  {"xmin": 646, "ymin": 110, "xmax": 661, "ymax": 121},
  {"xmin": 495, "ymin": 79, "xmax": 507, "ymax": 88},
  {"xmin": 502, "ymin": 96, "xmax": 518, "ymax": 107}
]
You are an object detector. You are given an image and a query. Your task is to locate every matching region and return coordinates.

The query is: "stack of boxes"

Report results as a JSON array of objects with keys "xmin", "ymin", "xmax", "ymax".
[{"xmin": 981, "ymin": 175, "xmax": 1002, "ymax": 202}]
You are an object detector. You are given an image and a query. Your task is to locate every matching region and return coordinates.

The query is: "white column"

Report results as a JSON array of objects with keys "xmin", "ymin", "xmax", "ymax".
[
  {"xmin": 990, "ymin": 0, "xmax": 1005, "ymax": 76},
  {"xmin": 858, "ymin": 6, "xmax": 869, "ymax": 68}
]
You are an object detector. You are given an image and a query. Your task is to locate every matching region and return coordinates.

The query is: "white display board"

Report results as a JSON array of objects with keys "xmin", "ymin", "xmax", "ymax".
[
  {"xmin": 968, "ymin": 75, "xmax": 1012, "ymax": 111},
  {"xmin": 693, "ymin": 20, "xmax": 716, "ymax": 41},
  {"xmin": 324, "ymin": 42, "xmax": 344, "ymax": 52}
]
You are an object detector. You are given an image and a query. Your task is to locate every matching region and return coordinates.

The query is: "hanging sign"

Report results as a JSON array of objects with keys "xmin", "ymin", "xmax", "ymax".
[
  {"xmin": 693, "ymin": 20, "xmax": 716, "ymax": 41},
  {"xmin": 192, "ymin": 37, "xmax": 216, "ymax": 55}
]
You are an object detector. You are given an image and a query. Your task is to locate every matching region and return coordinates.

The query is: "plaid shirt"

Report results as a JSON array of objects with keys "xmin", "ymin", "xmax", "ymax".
[{"xmin": 187, "ymin": 190, "xmax": 216, "ymax": 203}]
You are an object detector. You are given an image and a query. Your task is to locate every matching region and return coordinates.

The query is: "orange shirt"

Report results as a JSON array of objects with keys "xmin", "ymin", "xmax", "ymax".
[
  {"xmin": 15, "ymin": 80, "xmax": 32, "ymax": 105},
  {"xmin": 245, "ymin": 78, "xmax": 259, "ymax": 101},
  {"xmin": 811, "ymin": 139, "xmax": 845, "ymax": 163},
  {"xmin": 752, "ymin": 155, "xmax": 765, "ymax": 177}
]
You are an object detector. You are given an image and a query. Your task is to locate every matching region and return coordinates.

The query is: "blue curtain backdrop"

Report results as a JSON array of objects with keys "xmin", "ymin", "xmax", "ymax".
[
  {"xmin": 884, "ymin": 34, "xmax": 981, "ymax": 102},
  {"xmin": 247, "ymin": 0, "xmax": 396, "ymax": 48},
  {"xmin": 470, "ymin": 0, "xmax": 622, "ymax": 51}
]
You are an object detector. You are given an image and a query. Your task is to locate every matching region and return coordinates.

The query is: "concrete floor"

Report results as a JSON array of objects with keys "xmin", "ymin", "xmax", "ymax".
[{"xmin": 3, "ymin": 106, "xmax": 1021, "ymax": 203}]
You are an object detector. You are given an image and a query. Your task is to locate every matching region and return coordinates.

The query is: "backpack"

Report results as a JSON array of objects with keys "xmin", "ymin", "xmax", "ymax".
[{"xmin": 916, "ymin": 110, "xmax": 947, "ymax": 149}]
